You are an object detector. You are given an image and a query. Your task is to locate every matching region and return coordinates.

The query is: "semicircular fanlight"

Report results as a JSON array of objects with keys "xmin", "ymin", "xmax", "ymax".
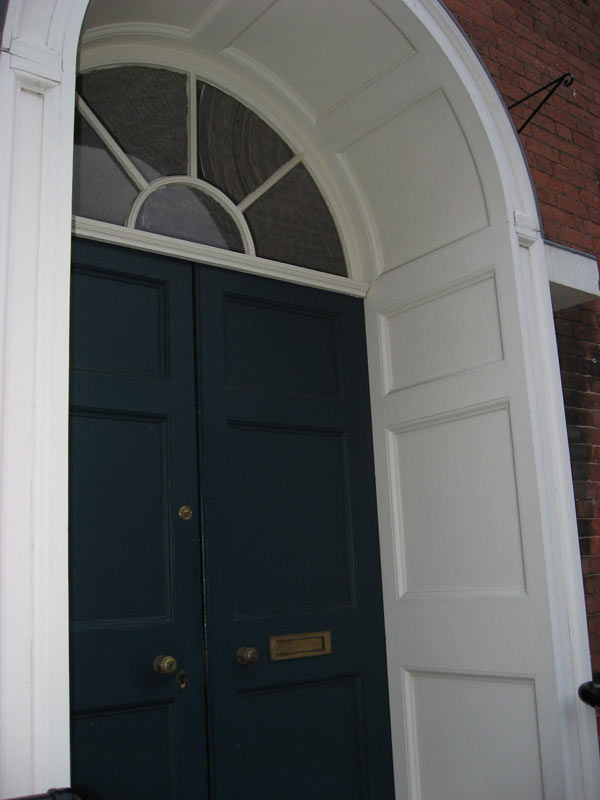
[
  {"xmin": 135, "ymin": 184, "xmax": 245, "ymax": 253},
  {"xmin": 73, "ymin": 66, "xmax": 347, "ymax": 276}
]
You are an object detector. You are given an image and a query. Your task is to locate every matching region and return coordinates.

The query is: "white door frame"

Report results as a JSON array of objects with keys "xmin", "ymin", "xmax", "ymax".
[{"xmin": 0, "ymin": 1, "xmax": 597, "ymax": 797}]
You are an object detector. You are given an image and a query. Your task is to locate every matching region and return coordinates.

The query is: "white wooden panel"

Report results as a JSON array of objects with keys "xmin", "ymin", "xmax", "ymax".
[
  {"xmin": 389, "ymin": 404, "xmax": 525, "ymax": 596},
  {"xmin": 344, "ymin": 91, "xmax": 488, "ymax": 270},
  {"xmin": 82, "ymin": 0, "xmax": 213, "ymax": 29},
  {"xmin": 192, "ymin": 0, "xmax": 276, "ymax": 49},
  {"xmin": 379, "ymin": 270, "xmax": 503, "ymax": 393},
  {"xmin": 406, "ymin": 670, "xmax": 544, "ymax": 800},
  {"xmin": 365, "ymin": 199, "xmax": 576, "ymax": 795},
  {"xmin": 227, "ymin": 0, "xmax": 414, "ymax": 117},
  {"xmin": 0, "ymin": 81, "xmax": 43, "ymax": 797}
]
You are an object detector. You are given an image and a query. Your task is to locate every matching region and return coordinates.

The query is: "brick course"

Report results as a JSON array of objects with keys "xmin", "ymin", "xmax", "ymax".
[{"xmin": 443, "ymin": 0, "xmax": 600, "ymax": 738}]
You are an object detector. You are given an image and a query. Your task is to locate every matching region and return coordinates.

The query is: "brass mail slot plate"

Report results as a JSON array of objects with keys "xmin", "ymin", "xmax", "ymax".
[{"xmin": 269, "ymin": 630, "xmax": 332, "ymax": 661}]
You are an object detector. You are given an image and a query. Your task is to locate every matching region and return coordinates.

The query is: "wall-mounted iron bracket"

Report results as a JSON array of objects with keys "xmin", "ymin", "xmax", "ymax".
[{"xmin": 508, "ymin": 73, "xmax": 574, "ymax": 133}]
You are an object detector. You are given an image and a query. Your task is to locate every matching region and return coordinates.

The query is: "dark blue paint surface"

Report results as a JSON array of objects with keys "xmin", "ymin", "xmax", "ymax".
[
  {"xmin": 70, "ymin": 239, "xmax": 394, "ymax": 798},
  {"xmin": 197, "ymin": 266, "xmax": 395, "ymax": 798},
  {"xmin": 0, "ymin": 1, "xmax": 8, "ymax": 42},
  {"xmin": 69, "ymin": 240, "xmax": 208, "ymax": 800}
]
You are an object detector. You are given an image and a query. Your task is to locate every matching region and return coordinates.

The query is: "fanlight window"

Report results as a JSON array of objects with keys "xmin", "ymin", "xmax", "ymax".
[{"xmin": 73, "ymin": 66, "xmax": 347, "ymax": 276}]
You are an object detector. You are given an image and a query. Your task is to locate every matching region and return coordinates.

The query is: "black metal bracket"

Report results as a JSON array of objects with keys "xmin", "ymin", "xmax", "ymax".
[{"xmin": 508, "ymin": 72, "xmax": 574, "ymax": 133}]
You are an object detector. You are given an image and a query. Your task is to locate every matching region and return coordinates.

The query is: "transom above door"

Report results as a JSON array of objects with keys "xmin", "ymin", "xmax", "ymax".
[
  {"xmin": 73, "ymin": 65, "xmax": 348, "ymax": 277},
  {"xmin": 69, "ymin": 238, "xmax": 395, "ymax": 798}
]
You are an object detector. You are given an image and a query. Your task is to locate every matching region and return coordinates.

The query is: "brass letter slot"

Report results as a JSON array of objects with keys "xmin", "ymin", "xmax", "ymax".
[{"xmin": 269, "ymin": 630, "xmax": 332, "ymax": 661}]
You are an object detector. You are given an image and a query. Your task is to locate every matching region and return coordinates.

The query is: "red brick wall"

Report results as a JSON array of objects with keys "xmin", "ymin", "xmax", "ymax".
[
  {"xmin": 443, "ymin": 0, "xmax": 600, "ymax": 257},
  {"xmin": 442, "ymin": 0, "xmax": 600, "ymax": 732}
]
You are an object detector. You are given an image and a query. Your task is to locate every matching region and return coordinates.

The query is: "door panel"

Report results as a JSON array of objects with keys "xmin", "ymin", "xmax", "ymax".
[
  {"xmin": 69, "ymin": 241, "xmax": 394, "ymax": 798},
  {"xmin": 237, "ymin": 676, "xmax": 366, "ymax": 799},
  {"xmin": 227, "ymin": 424, "xmax": 354, "ymax": 613},
  {"xmin": 364, "ymin": 233, "xmax": 571, "ymax": 798},
  {"xmin": 70, "ymin": 411, "xmax": 170, "ymax": 624},
  {"xmin": 71, "ymin": 704, "xmax": 179, "ymax": 799},
  {"xmin": 69, "ymin": 240, "xmax": 209, "ymax": 800},
  {"xmin": 196, "ymin": 267, "xmax": 395, "ymax": 798}
]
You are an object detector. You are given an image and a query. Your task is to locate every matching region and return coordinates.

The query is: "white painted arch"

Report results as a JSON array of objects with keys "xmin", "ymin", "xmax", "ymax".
[{"xmin": 0, "ymin": 1, "xmax": 599, "ymax": 797}]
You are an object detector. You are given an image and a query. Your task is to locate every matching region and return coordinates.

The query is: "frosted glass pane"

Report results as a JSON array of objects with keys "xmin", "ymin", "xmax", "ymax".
[
  {"xmin": 197, "ymin": 82, "xmax": 293, "ymax": 203},
  {"xmin": 245, "ymin": 165, "xmax": 346, "ymax": 275},
  {"xmin": 73, "ymin": 111, "xmax": 138, "ymax": 225},
  {"xmin": 136, "ymin": 185, "xmax": 244, "ymax": 252},
  {"xmin": 78, "ymin": 67, "xmax": 188, "ymax": 181}
]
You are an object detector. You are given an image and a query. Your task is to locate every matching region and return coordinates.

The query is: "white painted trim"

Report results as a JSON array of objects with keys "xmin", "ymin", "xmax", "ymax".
[
  {"xmin": 335, "ymin": 151, "xmax": 386, "ymax": 277},
  {"xmin": 544, "ymin": 241, "xmax": 600, "ymax": 310},
  {"xmin": 189, "ymin": 70, "xmax": 198, "ymax": 179},
  {"xmin": 188, "ymin": 0, "xmax": 231, "ymax": 40},
  {"xmin": 76, "ymin": 94, "xmax": 149, "ymax": 190},
  {"xmin": 0, "ymin": 17, "xmax": 82, "ymax": 791},
  {"xmin": 237, "ymin": 153, "xmax": 303, "ymax": 212},
  {"xmin": 72, "ymin": 216, "xmax": 369, "ymax": 297},
  {"xmin": 515, "ymin": 233, "xmax": 600, "ymax": 800},
  {"xmin": 81, "ymin": 21, "xmax": 192, "ymax": 44},
  {"xmin": 223, "ymin": 46, "xmax": 317, "ymax": 125},
  {"xmin": 125, "ymin": 175, "xmax": 256, "ymax": 256}
]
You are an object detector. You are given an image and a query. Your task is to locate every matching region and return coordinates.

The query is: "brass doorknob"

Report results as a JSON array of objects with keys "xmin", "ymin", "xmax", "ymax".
[
  {"xmin": 237, "ymin": 646, "xmax": 259, "ymax": 665},
  {"xmin": 154, "ymin": 655, "xmax": 178, "ymax": 674}
]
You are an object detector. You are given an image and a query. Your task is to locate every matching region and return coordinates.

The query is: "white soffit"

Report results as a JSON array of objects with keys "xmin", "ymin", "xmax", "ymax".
[
  {"xmin": 82, "ymin": 0, "xmax": 213, "ymax": 30},
  {"xmin": 341, "ymin": 90, "xmax": 489, "ymax": 272},
  {"xmin": 224, "ymin": 0, "xmax": 415, "ymax": 120},
  {"xmin": 545, "ymin": 241, "xmax": 600, "ymax": 310}
]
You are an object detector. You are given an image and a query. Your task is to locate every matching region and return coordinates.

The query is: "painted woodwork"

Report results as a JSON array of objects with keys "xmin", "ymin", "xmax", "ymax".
[{"xmin": 69, "ymin": 238, "xmax": 394, "ymax": 798}]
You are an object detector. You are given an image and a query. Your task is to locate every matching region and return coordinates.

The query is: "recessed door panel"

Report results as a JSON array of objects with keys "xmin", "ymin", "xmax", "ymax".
[
  {"xmin": 224, "ymin": 294, "xmax": 341, "ymax": 397},
  {"xmin": 238, "ymin": 677, "xmax": 366, "ymax": 799},
  {"xmin": 70, "ymin": 267, "xmax": 167, "ymax": 378},
  {"xmin": 71, "ymin": 704, "xmax": 178, "ymax": 800},
  {"xmin": 229, "ymin": 423, "xmax": 354, "ymax": 615},
  {"xmin": 69, "ymin": 411, "xmax": 170, "ymax": 625}
]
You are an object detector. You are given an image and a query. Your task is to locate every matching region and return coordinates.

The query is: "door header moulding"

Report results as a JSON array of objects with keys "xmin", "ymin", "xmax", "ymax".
[{"xmin": 72, "ymin": 216, "xmax": 369, "ymax": 297}]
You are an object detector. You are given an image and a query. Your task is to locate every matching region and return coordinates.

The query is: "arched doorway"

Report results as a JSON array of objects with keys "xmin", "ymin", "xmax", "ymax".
[{"xmin": 1, "ymin": 1, "xmax": 599, "ymax": 798}]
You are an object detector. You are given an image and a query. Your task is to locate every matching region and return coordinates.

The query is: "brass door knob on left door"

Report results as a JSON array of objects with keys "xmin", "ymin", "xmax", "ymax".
[
  {"xmin": 236, "ymin": 646, "xmax": 259, "ymax": 665},
  {"xmin": 154, "ymin": 655, "xmax": 178, "ymax": 674}
]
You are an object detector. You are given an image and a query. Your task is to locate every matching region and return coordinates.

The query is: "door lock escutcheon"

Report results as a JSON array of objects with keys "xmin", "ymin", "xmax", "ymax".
[
  {"xmin": 176, "ymin": 670, "xmax": 189, "ymax": 690},
  {"xmin": 178, "ymin": 505, "xmax": 193, "ymax": 521}
]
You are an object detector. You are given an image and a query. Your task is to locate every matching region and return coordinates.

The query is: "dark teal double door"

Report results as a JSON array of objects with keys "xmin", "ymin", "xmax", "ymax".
[{"xmin": 69, "ymin": 239, "xmax": 395, "ymax": 799}]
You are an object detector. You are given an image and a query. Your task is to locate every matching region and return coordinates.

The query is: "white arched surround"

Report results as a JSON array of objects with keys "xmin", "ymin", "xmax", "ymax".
[{"xmin": 1, "ymin": 1, "xmax": 599, "ymax": 797}]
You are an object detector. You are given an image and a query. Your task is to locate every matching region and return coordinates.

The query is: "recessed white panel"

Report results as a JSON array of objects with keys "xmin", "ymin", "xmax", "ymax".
[
  {"xmin": 408, "ymin": 671, "xmax": 544, "ymax": 800},
  {"xmin": 83, "ymin": 0, "xmax": 215, "ymax": 29},
  {"xmin": 228, "ymin": 0, "xmax": 414, "ymax": 117},
  {"xmin": 343, "ymin": 91, "xmax": 488, "ymax": 270},
  {"xmin": 391, "ymin": 406, "xmax": 525, "ymax": 594},
  {"xmin": 380, "ymin": 272, "xmax": 503, "ymax": 393}
]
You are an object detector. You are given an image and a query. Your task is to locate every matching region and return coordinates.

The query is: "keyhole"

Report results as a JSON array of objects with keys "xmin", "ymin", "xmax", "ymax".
[{"xmin": 176, "ymin": 670, "xmax": 189, "ymax": 690}]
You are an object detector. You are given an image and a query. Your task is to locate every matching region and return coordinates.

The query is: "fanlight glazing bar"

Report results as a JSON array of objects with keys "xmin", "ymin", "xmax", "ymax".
[
  {"xmin": 75, "ymin": 94, "xmax": 149, "ymax": 191},
  {"xmin": 237, "ymin": 154, "xmax": 304, "ymax": 212}
]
